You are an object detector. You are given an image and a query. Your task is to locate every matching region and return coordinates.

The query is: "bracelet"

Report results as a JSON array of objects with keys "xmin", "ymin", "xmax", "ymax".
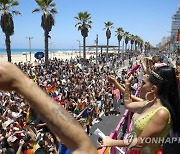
[
  {"xmin": 125, "ymin": 82, "xmax": 130, "ymax": 91},
  {"xmin": 124, "ymin": 82, "xmax": 131, "ymax": 100},
  {"xmin": 124, "ymin": 93, "xmax": 131, "ymax": 100},
  {"xmin": 125, "ymin": 82, "xmax": 130, "ymax": 86}
]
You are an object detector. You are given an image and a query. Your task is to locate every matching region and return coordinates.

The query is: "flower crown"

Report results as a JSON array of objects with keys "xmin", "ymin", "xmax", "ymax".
[{"xmin": 151, "ymin": 71, "xmax": 163, "ymax": 80}]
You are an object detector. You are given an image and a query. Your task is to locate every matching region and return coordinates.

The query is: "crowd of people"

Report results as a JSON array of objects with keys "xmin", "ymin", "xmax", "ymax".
[
  {"xmin": 0, "ymin": 50, "xmax": 179, "ymax": 154},
  {"xmin": 0, "ymin": 52, "xmax": 135, "ymax": 153}
]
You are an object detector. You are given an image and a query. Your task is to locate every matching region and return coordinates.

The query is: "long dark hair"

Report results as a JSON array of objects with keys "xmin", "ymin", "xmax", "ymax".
[{"xmin": 148, "ymin": 66, "xmax": 180, "ymax": 133}]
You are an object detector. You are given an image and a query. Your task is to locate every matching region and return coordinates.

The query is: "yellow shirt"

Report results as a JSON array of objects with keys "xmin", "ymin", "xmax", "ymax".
[{"xmin": 131, "ymin": 106, "xmax": 171, "ymax": 154}]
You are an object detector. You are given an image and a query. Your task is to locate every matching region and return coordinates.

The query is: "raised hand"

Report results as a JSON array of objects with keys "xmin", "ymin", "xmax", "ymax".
[
  {"xmin": 107, "ymin": 76, "xmax": 116, "ymax": 84},
  {"xmin": 0, "ymin": 62, "xmax": 28, "ymax": 91},
  {"xmin": 140, "ymin": 55, "xmax": 145, "ymax": 62},
  {"xmin": 19, "ymin": 139, "xmax": 25, "ymax": 146}
]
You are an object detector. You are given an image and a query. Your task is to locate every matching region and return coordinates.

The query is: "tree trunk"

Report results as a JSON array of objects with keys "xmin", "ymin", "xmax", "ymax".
[
  {"xmin": 5, "ymin": 34, "xmax": 11, "ymax": 62},
  {"xmin": 106, "ymin": 38, "xmax": 109, "ymax": 61},
  {"xmin": 83, "ymin": 37, "xmax": 86, "ymax": 60},
  {"xmin": 125, "ymin": 43, "xmax": 127, "ymax": 52},
  {"xmin": 141, "ymin": 45, "xmax": 143, "ymax": 52},
  {"xmin": 131, "ymin": 43, "xmax": 133, "ymax": 51},
  {"xmin": 45, "ymin": 31, "xmax": 49, "ymax": 66},
  {"xmin": 122, "ymin": 41, "xmax": 124, "ymax": 52},
  {"xmin": 118, "ymin": 40, "xmax": 120, "ymax": 54},
  {"xmin": 135, "ymin": 43, "xmax": 137, "ymax": 51}
]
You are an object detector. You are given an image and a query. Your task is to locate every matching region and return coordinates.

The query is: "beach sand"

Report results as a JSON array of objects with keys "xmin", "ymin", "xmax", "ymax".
[{"xmin": 0, "ymin": 51, "xmax": 97, "ymax": 63}]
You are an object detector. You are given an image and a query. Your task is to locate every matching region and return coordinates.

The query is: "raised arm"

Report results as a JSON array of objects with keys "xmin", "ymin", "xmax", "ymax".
[
  {"xmin": 0, "ymin": 62, "xmax": 96, "ymax": 154},
  {"xmin": 16, "ymin": 139, "xmax": 24, "ymax": 154},
  {"xmin": 107, "ymin": 76, "xmax": 142, "ymax": 102},
  {"xmin": 108, "ymin": 76, "xmax": 149, "ymax": 112},
  {"xmin": 140, "ymin": 55, "xmax": 147, "ymax": 73}
]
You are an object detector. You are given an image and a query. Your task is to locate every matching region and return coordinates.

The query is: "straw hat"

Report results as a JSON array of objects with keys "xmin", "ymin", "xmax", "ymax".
[{"xmin": 2, "ymin": 119, "xmax": 14, "ymax": 129}]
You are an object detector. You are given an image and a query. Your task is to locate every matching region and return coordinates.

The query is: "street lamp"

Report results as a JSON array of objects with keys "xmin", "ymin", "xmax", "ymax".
[
  {"xmin": 25, "ymin": 37, "xmax": 33, "ymax": 62},
  {"xmin": 77, "ymin": 40, "xmax": 81, "ymax": 58}
]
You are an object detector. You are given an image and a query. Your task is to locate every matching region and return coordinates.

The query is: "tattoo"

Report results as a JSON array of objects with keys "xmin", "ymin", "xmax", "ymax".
[
  {"xmin": 51, "ymin": 107, "xmax": 78, "ymax": 125},
  {"xmin": 27, "ymin": 89, "xmax": 80, "ymax": 135},
  {"xmin": 42, "ymin": 104, "xmax": 80, "ymax": 135}
]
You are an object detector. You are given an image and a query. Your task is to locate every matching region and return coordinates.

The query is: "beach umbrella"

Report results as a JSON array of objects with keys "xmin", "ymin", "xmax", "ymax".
[{"xmin": 34, "ymin": 51, "xmax": 44, "ymax": 59}]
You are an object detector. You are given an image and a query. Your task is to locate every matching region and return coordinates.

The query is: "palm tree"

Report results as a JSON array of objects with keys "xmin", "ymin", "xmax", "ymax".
[
  {"xmin": 0, "ymin": 0, "xmax": 21, "ymax": 62},
  {"xmin": 75, "ymin": 11, "xmax": 92, "ymax": 60},
  {"xmin": 134, "ymin": 35, "xmax": 139, "ymax": 51},
  {"xmin": 124, "ymin": 32, "xmax": 130, "ymax": 52},
  {"xmin": 144, "ymin": 41, "xmax": 149, "ymax": 51},
  {"xmin": 33, "ymin": 0, "xmax": 57, "ymax": 66},
  {"xmin": 104, "ymin": 21, "xmax": 114, "ymax": 61},
  {"xmin": 130, "ymin": 34, "xmax": 135, "ymax": 51},
  {"xmin": 138, "ymin": 38, "xmax": 144, "ymax": 52},
  {"xmin": 115, "ymin": 27, "xmax": 124, "ymax": 54}
]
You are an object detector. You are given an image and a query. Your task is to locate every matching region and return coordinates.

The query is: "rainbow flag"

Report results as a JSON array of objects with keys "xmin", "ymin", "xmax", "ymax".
[
  {"xmin": 79, "ymin": 102, "xmax": 86, "ymax": 110},
  {"xmin": 24, "ymin": 141, "xmax": 40, "ymax": 154},
  {"xmin": 46, "ymin": 83, "xmax": 56, "ymax": 94}
]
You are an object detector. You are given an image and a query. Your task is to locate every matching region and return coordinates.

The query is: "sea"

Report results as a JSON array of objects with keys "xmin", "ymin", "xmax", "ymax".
[{"xmin": 0, "ymin": 48, "xmax": 79, "ymax": 55}]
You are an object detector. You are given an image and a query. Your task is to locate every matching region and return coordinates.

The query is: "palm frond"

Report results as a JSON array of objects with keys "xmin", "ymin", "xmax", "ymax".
[
  {"xmin": 32, "ymin": 8, "xmax": 40, "ymax": 13},
  {"xmin": 88, "ymin": 20, "xmax": 92, "ymax": 24},
  {"xmin": 78, "ymin": 26, "xmax": 82, "ymax": 31},
  {"xmin": 104, "ymin": 21, "xmax": 114, "ymax": 29},
  {"xmin": 75, "ymin": 22, "xmax": 82, "ymax": 27},
  {"xmin": 115, "ymin": 27, "xmax": 124, "ymax": 33},
  {"xmin": 11, "ymin": 1, "xmax": 19, "ymax": 7},
  {"xmin": 46, "ymin": 0, "xmax": 53, "ymax": 5},
  {"xmin": 74, "ymin": 16, "xmax": 78, "ymax": 20},
  {"xmin": 35, "ymin": 0, "xmax": 45, "ymax": 8},
  {"xmin": 49, "ymin": 2, "xmax": 56, "ymax": 7},
  {"xmin": 12, "ymin": 10, "xmax": 21, "ymax": 15},
  {"xmin": 50, "ymin": 8, "xmax": 58, "ymax": 14}
]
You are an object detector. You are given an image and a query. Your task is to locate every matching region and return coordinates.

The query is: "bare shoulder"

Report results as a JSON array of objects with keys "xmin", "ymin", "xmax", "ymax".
[
  {"xmin": 154, "ymin": 108, "xmax": 169, "ymax": 122},
  {"xmin": 156, "ymin": 107, "xmax": 169, "ymax": 116}
]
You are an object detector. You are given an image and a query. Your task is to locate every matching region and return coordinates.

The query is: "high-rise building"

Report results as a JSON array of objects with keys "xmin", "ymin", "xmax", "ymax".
[
  {"xmin": 161, "ymin": 37, "xmax": 168, "ymax": 46},
  {"xmin": 171, "ymin": 5, "xmax": 180, "ymax": 44}
]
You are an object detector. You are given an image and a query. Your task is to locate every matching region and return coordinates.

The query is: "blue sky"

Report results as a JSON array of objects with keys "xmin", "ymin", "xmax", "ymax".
[{"xmin": 0, "ymin": 0, "xmax": 179, "ymax": 49}]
